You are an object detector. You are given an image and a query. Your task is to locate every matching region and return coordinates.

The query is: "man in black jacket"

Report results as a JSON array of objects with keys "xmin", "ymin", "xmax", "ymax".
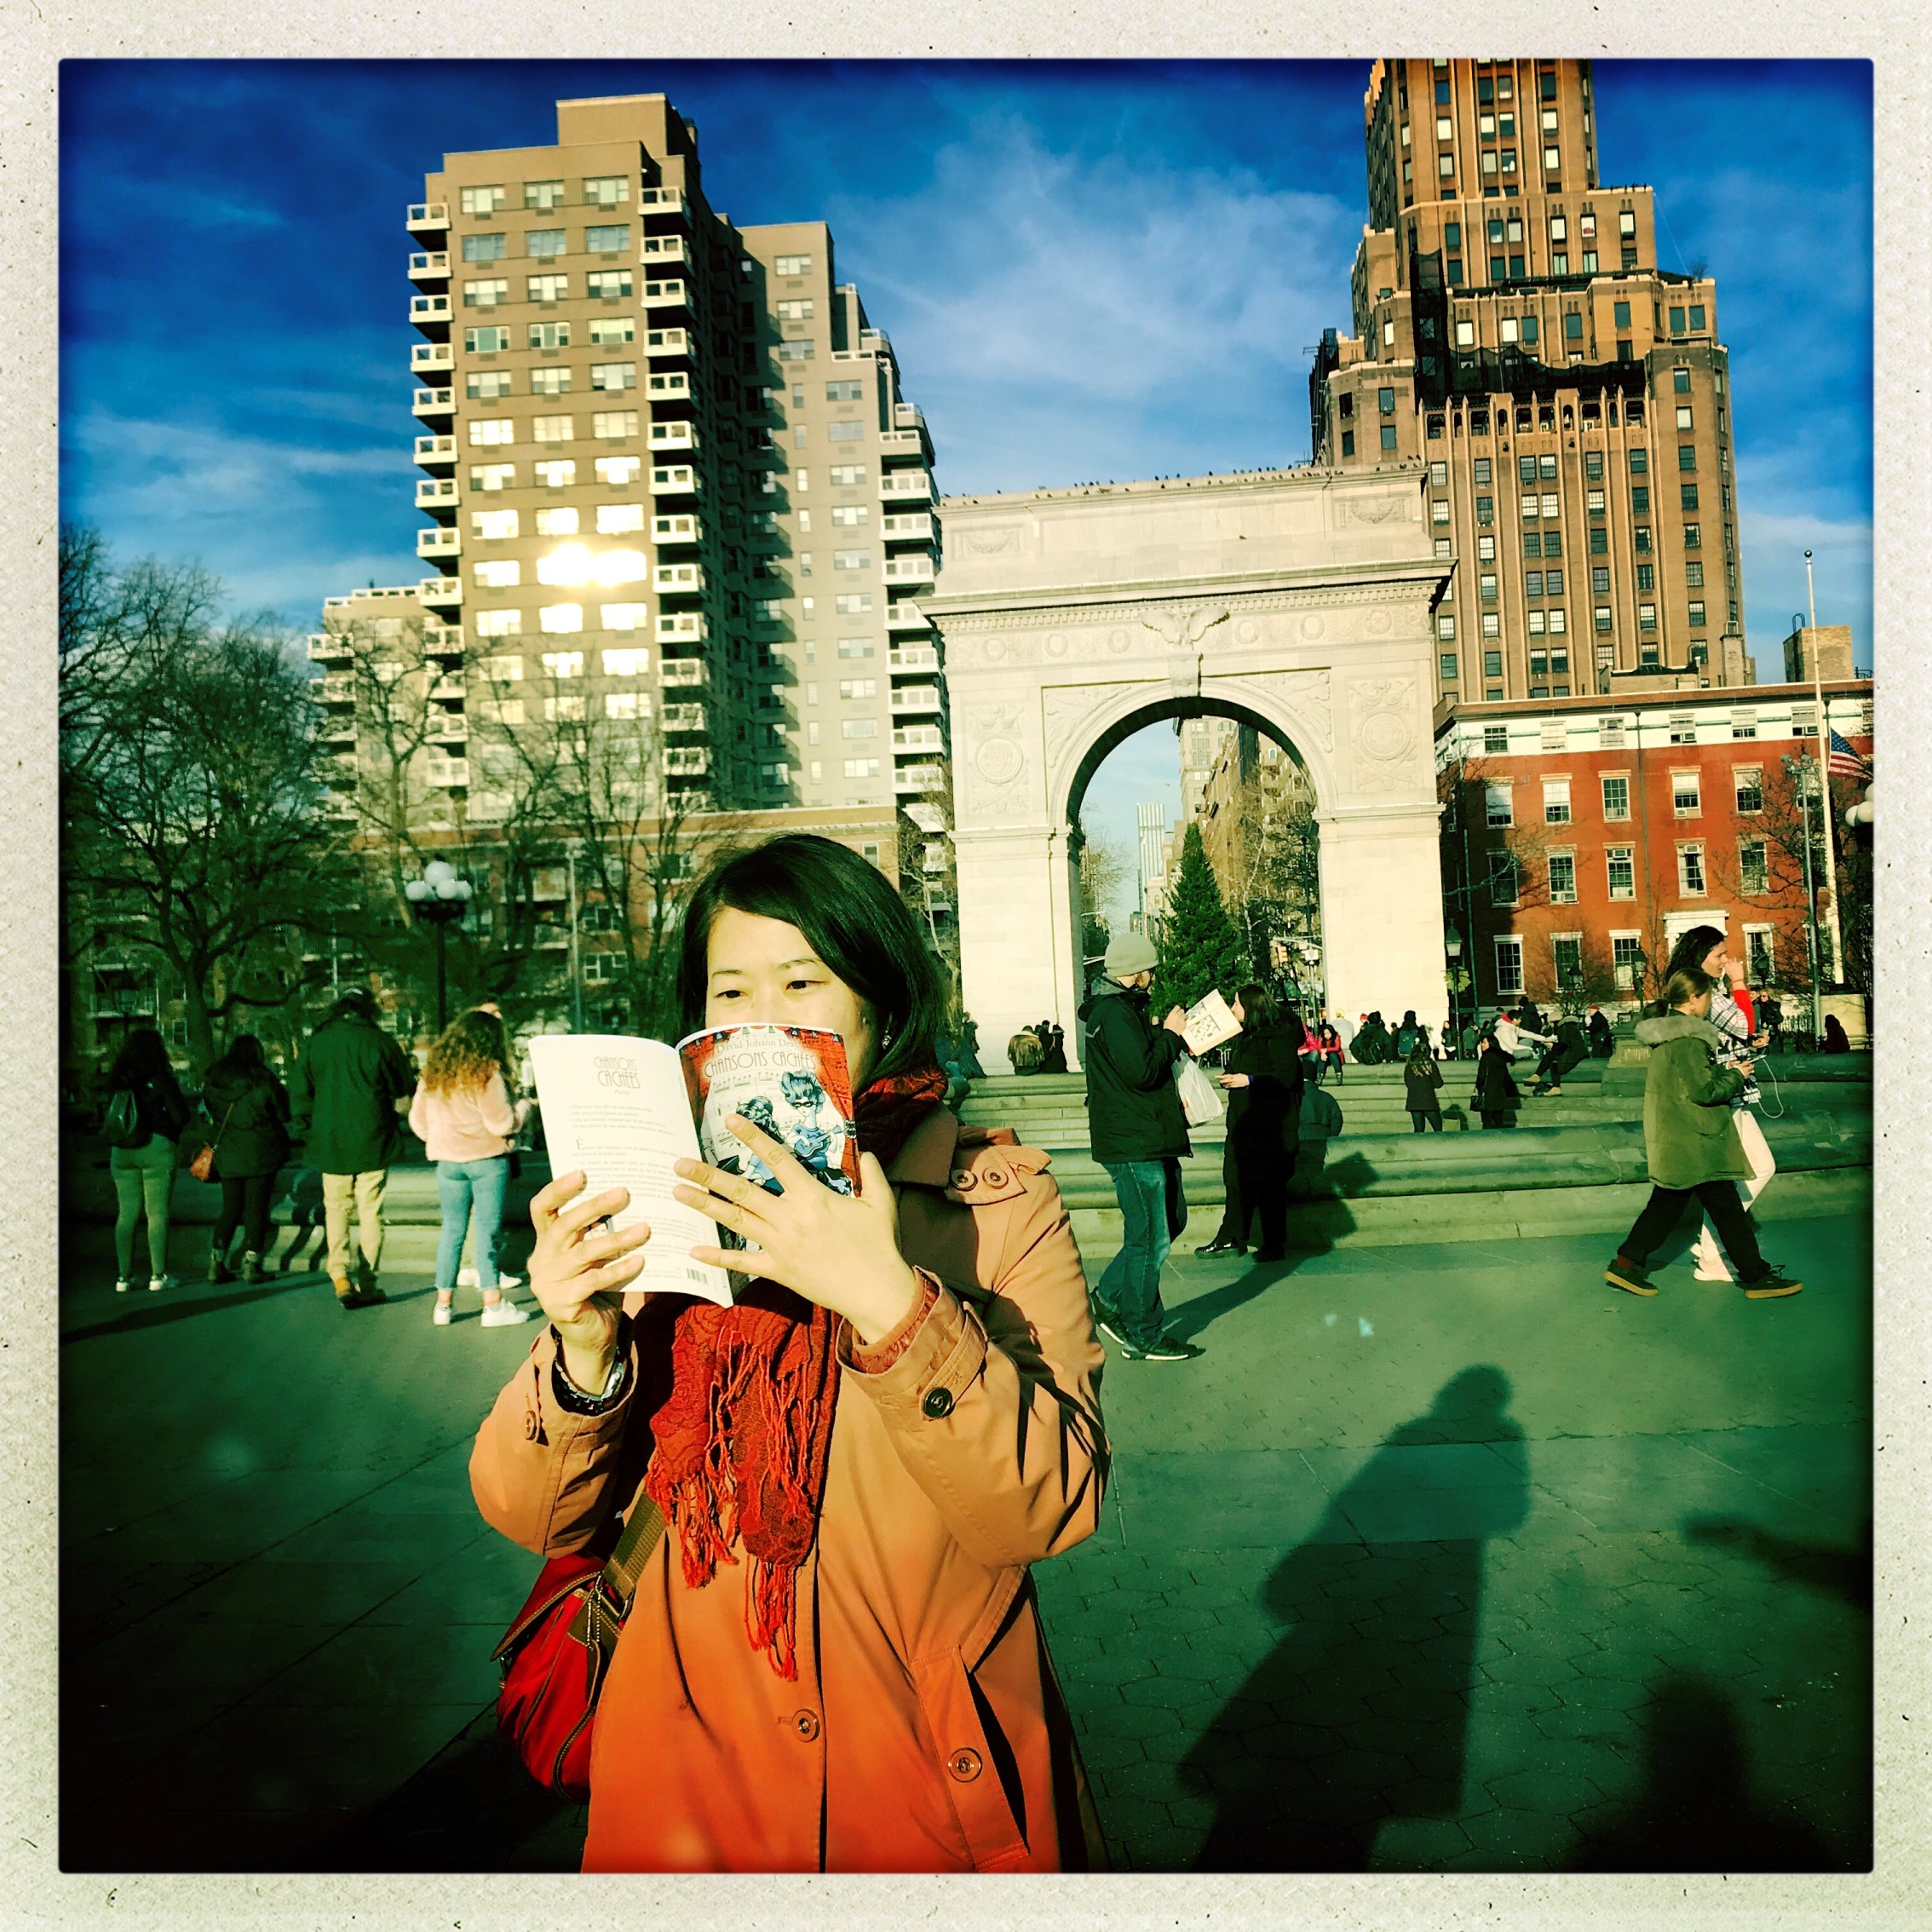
[{"xmin": 1078, "ymin": 932, "xmax": 1204, "ymax": 1363}]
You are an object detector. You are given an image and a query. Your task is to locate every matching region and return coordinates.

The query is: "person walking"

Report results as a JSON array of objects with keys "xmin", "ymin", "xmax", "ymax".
[
  {"xmin": 409, "ymin": 1007, "xmax": 534, "ymax": 1328},
  {"xmin": 471, "ymin": 831, "xmax": 1108, "ymax": 1872},
  {"xmin": 1662, "ymin": 927, "xmax": 1777, "ymax": 1286},
  {"xmin": 101, "ymin": 1026, "xmax": 191, "ymax": 1293},
  {"xmin": 287, "ymin": 987, "xmax": 417, "ymax": 1310},
  {"xmin": 1472, "ymin": 1032, "xmax": 1521, "ymax": 1130},
  {"xmin": 1078, "ymin": 931, "xmax": 1202, "ymax": 1362},
  {"xmin": 1404, "ymin": 1037, "xmax": 1445, "ymax": 1132},
  {"xmin": 1604, "ymin": 966, "xmax": 1802, "ymax": 1300},
  {"xmin": 198, "ymin": 1034, "xmax": 292, "ymax": 1285},
  {"xmin": 1201, "ymin": 987, "xmax": 1303, "ymax": 1262}
]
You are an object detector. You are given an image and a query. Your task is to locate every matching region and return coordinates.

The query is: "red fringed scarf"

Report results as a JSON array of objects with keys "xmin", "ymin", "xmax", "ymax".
[{"xmin": 643, "ymin": 1063, "xmax": 950, "ymax": 1677}]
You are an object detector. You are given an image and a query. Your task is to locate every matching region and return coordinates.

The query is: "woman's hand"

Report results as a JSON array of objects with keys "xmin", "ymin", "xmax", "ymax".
[
  {"xmin": 1218, "ymin": 1072, "xmax": 1251, "ymax": 1089},
  {"xmin": 526, "ymin": 1172, "xmax": 651, "ymax": 1393},
  {"xmin": 674, "ymin": 1118, "xmax": 919, "ymax": 1346},
  {"xmin": 1162, "ymin": 1006, "xmax": 1189, "ymax": 1037}
]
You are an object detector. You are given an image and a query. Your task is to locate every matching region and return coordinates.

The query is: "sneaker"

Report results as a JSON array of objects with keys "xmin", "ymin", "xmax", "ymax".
[
  {"xmin": 432, "ymin": 1296, "xmax": 454, "ymax": 1327},
  {"xmin": 147, "ymin": 1274, "xmax": 174, "ymax": 1294},
  {"xmin": 239, "ymin": 1251, "xmax": 263, "ymax": 1285},
  {"xmin": 1094, "ymin": 1315, "xmax": 1133, "ymax": 1352},
  {"xmin": 1123, "ymin": 1333, "xmax": 1205, "ymax": 1363},
  {"xmin": 1743, "ymin": 1266, "xmax": 1803, "ymax": 1300},
  {"xmin": 480, "ymin": 1299, "xmax": 530, "ymax": 1328},
  {"xmin": 114, "ymin": 1279, "xmax": 132, "ymax": 1294},
  {"xmin": 1604, "ymin": 1256, "xmax": 1658, "ymax": 1297},
  {"xmin": 458, "ymin": 1265, "xmax": 524, "ymax": 1290}
]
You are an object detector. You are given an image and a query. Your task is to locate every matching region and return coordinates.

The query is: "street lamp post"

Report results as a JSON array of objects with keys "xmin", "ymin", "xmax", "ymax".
[
  {"xmin": 404, "ymin": 859, "xmax": 472, "ymax": 1033},
  {"xmin": 1445, "ymin": 929, "xmax": 1465, "ymax": 1036},
  {"xmin": 1803, "ymin": 549, "xmax": 1845, "ymax": 989}
]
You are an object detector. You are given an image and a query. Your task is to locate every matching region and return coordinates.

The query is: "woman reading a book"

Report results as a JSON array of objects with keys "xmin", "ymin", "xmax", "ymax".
[{"xmin": 469, "ymin": 833, "xmax": 1109, "ymax": 1873}]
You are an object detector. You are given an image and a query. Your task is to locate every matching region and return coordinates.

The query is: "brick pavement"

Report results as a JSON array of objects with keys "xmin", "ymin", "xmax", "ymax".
[{"xmin": 57, "ymin": 1204, "xmax": 1869, "ymax": 1874}]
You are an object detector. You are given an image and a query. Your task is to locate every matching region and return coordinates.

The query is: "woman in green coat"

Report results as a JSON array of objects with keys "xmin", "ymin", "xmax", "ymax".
[{"xmin": 1604, "ymin": 968, "xmax": 1802, "ymax": 1301}]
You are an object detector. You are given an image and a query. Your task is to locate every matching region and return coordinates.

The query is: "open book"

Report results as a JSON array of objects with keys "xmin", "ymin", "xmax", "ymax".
[
  {"xmin": 1181, "ymin": 989, "xmax": 1243, "ymax": 1056},
  {"xmin": 526, "ymin": 1025, "xmax": 860, "ymax": 1308}
]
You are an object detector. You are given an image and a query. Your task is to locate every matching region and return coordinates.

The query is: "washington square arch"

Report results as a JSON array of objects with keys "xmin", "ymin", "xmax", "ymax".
[{"xmin": 922, "ymin": 463, "xmax": 1452, "ymax": 1071}]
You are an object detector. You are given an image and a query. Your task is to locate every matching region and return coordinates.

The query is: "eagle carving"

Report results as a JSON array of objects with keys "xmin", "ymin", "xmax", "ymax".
[{"xmin": 1141, "ymin": 604, "xmax": 1230, "ymax": 653}]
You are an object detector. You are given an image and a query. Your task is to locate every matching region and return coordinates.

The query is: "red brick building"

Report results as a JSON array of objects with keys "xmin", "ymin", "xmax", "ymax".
[{"xmin": 1435, "ymin": 679, "xmax": 1872, "ymax": 1013}]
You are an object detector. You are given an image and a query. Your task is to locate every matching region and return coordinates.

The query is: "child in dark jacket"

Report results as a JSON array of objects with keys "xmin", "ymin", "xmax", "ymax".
[{"xmin": 1604, "ymin": 966, "xmax": 1802, "ymax": 1300}]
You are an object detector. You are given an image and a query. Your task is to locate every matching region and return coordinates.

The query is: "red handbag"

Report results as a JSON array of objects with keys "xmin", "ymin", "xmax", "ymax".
[{"xmin": 492, "ymin": 1496, "xmax": 665, "ymax": 1800}]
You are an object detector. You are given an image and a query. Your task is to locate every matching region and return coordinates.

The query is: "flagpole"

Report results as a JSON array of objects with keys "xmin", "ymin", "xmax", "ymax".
[{"xmin": 1804, "ymin": 549, "xmax": 1843, "ymax": 987}]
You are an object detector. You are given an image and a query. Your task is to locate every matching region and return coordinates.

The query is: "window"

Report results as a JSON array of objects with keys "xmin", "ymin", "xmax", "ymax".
[
  {"xmin": 1736, "ymin": 838, "xmax": 1769, "ymax": 895},
  {"xmin": 1433, "ymin": 499, "xmax": 1451, "ymax": 525},
  {"xmin": 826, "ymin": 422, "xmax": 865, "ymax": 444},
  {"xmin": 527, "ymin": 321, "xmax": 571, "ymax": 351},
  {"xmin": 1564, "ymin": 311, "xmax": 1584, "ymax": 340},
  {"xmin": 833, "ymin": 549, "xmax": 871, "ymax": 571},
  {"xmin": 1689, "ymin": 304, "xmax": 1706, "ymax": 331},
  {"xmin": 1475, "ymin": 495, "xmax": 1494, "ymax": 526},
  {"xmin": 1639, "ymin": 602, "xmax": 1658, "ymax": 632},
  {"xmin": 475, "ymin": 617, "xmax": 521, "ymax": 646},
  {"xmin": 825, "ymin": 379, "xmax": 865, "ymax": 403},
  {"xmin": 1477, "ymin": 534, "xmax": 1496, "ymax": 562},
  {"xmin": 838, "ymin": 678, "xmax": 877, "ymax": 700},
  {"xmin": 1630, "ymin": 485, "xmax": 1651, "ymax": 515},
  {"xmin": 1437, "ymin": 613, "xmax": 1457, "ymax": 641},
  {"xmin": 774, "ymin": 253, "xmax": 812, "ymax": 276},
  {"xmin": 585, "ymin": 319, "xmax": 635, "ymax": 350},
  {"xmin": 595, "ymin": 456, "xmax": 642, "ymax": 487},
  {"xmin": 584, "ymin": 224, "xmax": 630, "ymax": 255},
  {"xmin": 837, "ymin": 637, "xmax": 874, "ymax": 658},
  {"xmin": 1594, "ymin": 606, "xmax": 1613, "ymax": 634},
  {"xmin": 1607, "ymin": 847, "xmax": 1636, "ymax": 900},
  {"xmin": 1440, "ymin": 653, "xmax": 1459, "ymax": 682},
  {"xmin": 532, "ymin": 414, "xmax": 573, "ymax": 445},
  {"xmin": 1482, "ymin": 613, "xmax": 1501, "ymax": 639},
  {"xmin": 1483, "ymin": 652, "xmax": 1504, "ymax": 681},
  {"xmin": 1380, "ymin": 425, "xmax": 1399, "ymax": 452},
  {"xmin": 463, "ymin": 232, "xmax": 507, "ymax": 263},
  {"xmin": 1549, "ymin": 854, "xmax": 1577, "ymax": 903},
  {"xmin": 1677, "ymin": 445, "xmax": 1698, "ymax": 473},
  {"xmin": 528, "ymin": 273, "xmax": 570, "ymax": 302},
  {"xmin": 1526, "ymin": 570, "xmax": 1544, "ymax": 599},
  {"xmin": 843, "ymin": 758, "xmax": 882, "ymax": 779},
  {"xmin": 470, "ymin": 462, "xmax": 515, "ymax": 492},
  {"xmin": 1501, "ymin": 316, "xmax": 1520, "ymax": 345},
  {"xmin": 587, "ymin": 269, "xmax": 632, "ymax": 299},
  {"xmin": 1601, "ymin": 774, "xmax": 1630, "ymax": 819},
  {"xmin": 1671, "ymin": 772, "xmax": 1700, "ymax": 816},
  {"xmin": 1734, "ymin": 767, "xmax": 1763, "ymax": 814},
  {"xmin": 537, "ymin": 607, "xmax": 583, "ymax": 637},
  {"xmin": 468, "ymin": 370, "xmax": 514, "ymax": 400},
  {"xmin": 835, "ymin": 593, "xmax": 872, "ymax": 614},
  {"xmin": 533, "ymin": 459, "xmax": 575, "ymax": 487},
  {"xmin": 1489, "ymin": 853, "xmax": 1521, "ymax": 906},
  {"xmin": 526, "ymin": 227, "xmax": 566, "ymax": 258},
  {"xmin": 1339, "ymin": 429, "xmax": 1355, "ymax": 457},
  {"xmin": 599, "ymin": 610, "xmax": 649, "ymax": 638},
  {"xmin": 1455, "ymin": 319, "xmax": 1475, "ymax": 348},
  {"xmin": 1521, "ymin": 494, "xmax": 1540, "ymax": 522},
  {"xmin": 595, "ymin": 503, "xmax": 646, "ymax": 534},
  {"xmin": 1586, "ymin": 489, "xmax": 1605, "ymax": 515},
  {"xmin": 1745, "ymin": 927, "xmax": 1775, "ymax": 984},
  {"xmin": 1544, "ymin": 778, "xmax": 1572, "ymax": 824},
  {"xmin": 522, "ymin": 180, "xmax": 565, "ymax": 211},
  {"xmin": 1485, "ymin": 781, "xmax": 1513, "ymax": 826},
  {"xmin": 469, "ymin": 417, "xmax": 514, "ymax": 447},
  {"xmin": 776, "ymin": 299, "xmax": 816, "ymax": 322},
  {"xmin": 591, "ymin": 411, "xmax": 638, "ymax": 440},
  {"xmin": 1678, "ymin": 845, "xmax": 1706, "ymax": 896},
  {"xmin": 463, "ymin": 278, "xmax": 509, "ymax": 308},
  {"xmin": 460, "ymin": 185, "xmax": 506, "ymax": 215},
  {"xmin": 1688, "ymin": 601, "xmax": 1707, "ymax": 627},
  {"xmin": 529, "ymin": 366, "xmax": 572, "ymax": 396},
  {"xmin": 472, "ymin": 508, "xmax": 519, "ymax": 540},
  {"xmin": 1492, "ymin": 936, "xmax": 1525, "ymax": 996},
  {"xmin": 474, "ymin": 560, "xmax": 520, "ymax": 587},
  {"xmin": 1607, "ymin": 932, "xmax": 1642, "ymax": 989},
  {"xmin": 841, "ymin": 719, "xmax": 878, "ymax": 739}
]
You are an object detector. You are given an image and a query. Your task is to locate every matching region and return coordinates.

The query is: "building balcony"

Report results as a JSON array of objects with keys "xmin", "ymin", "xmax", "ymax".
[
  {"xmin": 407, "ymin": 250, "xmax": 451, "ymax": 285},
  {"xmin": 412, "ymin": 386, "xmax": 454, "ymax": 423},
  {"xmin": 884, "ymin": 602, "xmax": 929, "ymax": 633},
  {"xmin": 646, "ymin": 371, "xmax": 693, "ymax": 403},
  {"xmin": 644, "ymin": 325, "xmax": 694, "ymax": 362},
  {"xmin": 893, "ymin": 725, "xmax": 946, "ymax": 753},
  {"xmin": 423, "ymin": 622, "xmax": 465, "ymax": 658},
  {"xmin": 415, "ymin": 476, "xmax": 459, "ymax": 511},
  {"xmin": 428, "ymin": 676, "xmax": 466, "ymax": 701},
  {"xmin": 888, "ymin": 643, "xmax": 940, "ymax": 670},
  {"xmin": 426, "ymin": 717, "xmax": 469, "ymax": 745},
  {"xmin": 881, "ymin": 513, "xmax": 935, "ymax": 540},
  {"xmin": 893, "ymin": 403, "xmax": 926, "ymax": 431},
  {"xmin": 409, "ymin": 293, "xmax": 452, "ymax": 338},
  {"xmin": 879, "ymin": 470, "xmax": 934, "ymax": 503},
  {"xmin": 894, "ymin": 763, "xmax": 946, "ymax": 795},
  {"xmin": 314, "ymin": 672, "xmax": 356, "ymax": 706},
  {"xmin": 405, "ymin": 201, "xmax": 450, "ymax": 237},
  {"xmin": 890, "ymin": 686, "xmax": 944, "ymax": 716},
  {"xmin": 664, "ymin": 746, "xmax": 710, "ymax": 775},
  {"xmin": 318, "ymin": 719, "xmax": 359, "ymax": 747},
  {"xmin": 652, "ymin": 513, "xmax": 701, "ymax": 545},
  {"xmin": 641, "ymin": 234, "xmax": 691, "ymax": 268},
  {"xmin": 649, "ymin": 463, "xmax": 700, "ymax": 497},
  {"xmin": 638, "ymin": 186, "xmax": 690, "ymax": 221},
  {"xmin": 642, "ymin": 279, "xmax": 693, "ymax": 311},
  {"xmin": 419, "ymin": 576, "xmax": 463, "ymax": 607},
  {"xmin": 882, "ymin": 555, "xmax": 936, "ymax": 586},
  {"xmin": 424, "ymin": 756, "xmax": 469, "ymax": 790},
  {"xmin": 662, "ymin": 703, "xmax": 707, "ymax": 733},
  {"xmin": 648, "ymin": 421, "xmax": 699, "ymax": 451},
  {"xmin": 660, "ymin": 657, "xmax": 707, "ymax": 687},
  {"xmin": 417, "ymin": 526, "xmax": 461, "ymax": 561},
  {"xmin": 414, "ymin": 434, "xmax": 457, "ymax": 472},
  {"xmin": 307, "ymin": 634, "xmax": 351, "ymax": 664},
  {"xmin": 653, "ymin": 562, "xmax": 704, "ymax": 595},
  {"xmin": 656, "ymin": 612, "xmax": 708, "ymax": 643},
  {"xmin": 411, "ymin": 342, "xmax": 454, "ymax": 375},
  {"xmin": 877, "ymin": 429, "xmax": 928, "ymax": 457}
]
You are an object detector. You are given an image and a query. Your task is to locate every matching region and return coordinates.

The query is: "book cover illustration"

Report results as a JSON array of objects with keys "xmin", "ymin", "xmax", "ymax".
[
  {"xmin": 1182, "ymin": 989, "xmax": 1244, "ymax": 1056},
  {"xmin": 678, "ymin": 1026, "xmax": 861, "ymax": 1239}
]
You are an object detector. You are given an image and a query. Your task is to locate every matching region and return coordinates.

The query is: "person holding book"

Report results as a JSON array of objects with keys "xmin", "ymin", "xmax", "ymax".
[{"xmin": 469, "ymin": 833, "xmax": 1109, "ymax": 1874}]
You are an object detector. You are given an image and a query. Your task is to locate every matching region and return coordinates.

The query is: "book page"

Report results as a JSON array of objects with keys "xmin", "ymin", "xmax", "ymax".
[
  {"xmin": 1183, "ymin": 989, "xmax": 1243, "ymax": 1056},
  {"xmin": 526, "ymin": 1034, "xmax": 731, "ymax": 1306}
]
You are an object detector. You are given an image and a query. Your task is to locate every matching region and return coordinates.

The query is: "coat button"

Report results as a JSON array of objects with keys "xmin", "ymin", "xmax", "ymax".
[
  {"xmin": 983, "ymin": 1167, "xmax": 1007, "ymax": 1187},
  {"xmin": 522, "ymin": 1411, "xmax": 541, "ymax": 1441},
  {"xmin": 793, "ymin": 1709, "xmax": 820, "ymax": 1741},
  {"xmin": 947, "ymin": 1748, "xmax": 983, "ymax": 1782},
  {"xmin": 949, "ymin": 1169, "xmax": 975, "ymax": 1191},
  {"xmin": 922, "ymin": 1386, "xmax": 954, "ymax": 1419}
]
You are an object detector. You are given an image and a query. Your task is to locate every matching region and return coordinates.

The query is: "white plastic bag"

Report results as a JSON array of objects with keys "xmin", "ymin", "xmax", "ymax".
[{"xmin": 1175, "ymin": 1053, "xmax": 1224, "ymax": 1128}]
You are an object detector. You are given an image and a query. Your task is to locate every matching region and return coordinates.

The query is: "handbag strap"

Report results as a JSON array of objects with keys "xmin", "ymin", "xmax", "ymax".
[
  {"xmin": 601, "ymin": 1492, "xmax": 666, "ymax": 1608},
  {"xmin": 207, "ymin": 1098, "xmax": 239, "ymax": 1150}
]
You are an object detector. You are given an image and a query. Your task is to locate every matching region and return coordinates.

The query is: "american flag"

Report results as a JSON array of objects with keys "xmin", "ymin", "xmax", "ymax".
[{"xmin": 1827, "ymin": 728, "xmax": 1870, "ymax": 781}]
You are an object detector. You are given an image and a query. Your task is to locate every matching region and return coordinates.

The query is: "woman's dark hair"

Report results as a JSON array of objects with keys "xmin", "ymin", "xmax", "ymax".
[
  {"xmin": 677, "ymin": 834, "xmax": 945, "ymax": 1085},
  {"xmin": 1665, "ymin": 964, "xmax": 1715, "ymax": 1009},
  {"xmin": 107, "ymin": 1026, "xmax": 173, "ymax": 1090},
  {"xmin": 1236, "ymin": 983, "xmax": 1279, "ymax": 1029},
  {"xmin": 1400, "ymin": 1009, "xmax": 1418, "ymax": 1030},
  {"xmin": 1664, "ymin": 924, "xmax": 1728, "ymax": 981},
  {"xmin": 206, "ymin": 1034, "xmax": 268, "ymax": 1085}
]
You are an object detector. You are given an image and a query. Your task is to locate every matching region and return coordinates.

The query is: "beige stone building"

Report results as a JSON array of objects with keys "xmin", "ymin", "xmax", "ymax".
[
  {"xmin": 1310, "ymin": 58, "xmax": 1750, "ymax": 705},
  {"xmin": 383, "ymin": 93, "xmax": 940, "ymax": 829}
]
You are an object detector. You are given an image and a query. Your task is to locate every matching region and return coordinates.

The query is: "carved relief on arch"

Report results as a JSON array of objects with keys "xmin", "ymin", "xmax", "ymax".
[
  {"xmin": 961, "ymin": 700, "xmax": 1032, "ymax": 814},
  {"xmin": 1217, "ymin": 668, "xmax": 1334, "ymax": 753},
  {"xmin": 1347, "ymin": 675, "xmax": 1424, "ymax": 793}
]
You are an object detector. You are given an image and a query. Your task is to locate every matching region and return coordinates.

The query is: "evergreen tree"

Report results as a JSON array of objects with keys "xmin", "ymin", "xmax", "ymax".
[{"xmin": 1153, "ymin": 823, "xmax": 1249, "ymax": 1014}]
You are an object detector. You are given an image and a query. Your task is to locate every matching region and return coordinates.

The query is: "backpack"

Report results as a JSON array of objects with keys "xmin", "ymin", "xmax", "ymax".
[
  {"xmin": 102, "ymin": 1086, "xmax": 145, "ymax": 1148},
  {"xmin": 1300, "ymin": 1085, "xmax": 1343, "ymax": 1140}
]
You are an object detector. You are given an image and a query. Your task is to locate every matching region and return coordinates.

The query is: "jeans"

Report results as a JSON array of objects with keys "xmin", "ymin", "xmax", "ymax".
[
  {"xmin": 1095, "ymin": 1159, "xmax": 1171, "ymax": 1349},
  {"xmin": 213, "ymin": 1173, "xmax": 275, "ymax": 1259},
  {"xmin": 1620, "ymin": 1178, "xmax": 1768, "ymax": 1284},
  {"xmin": 435, "ymin": 1156, "xmax": 510, "ymax": 1292},
  {"xmin": 111, "ymin": 1135, "xmax": 175, "ymax": 1279},
  {"xmin": 323, "ymin": 1170, "xmax": 388, "ymax": 1278},
  {"xmin": 1410, "ymin": 1108, "xmax": 1444, "ymax": 1133}
]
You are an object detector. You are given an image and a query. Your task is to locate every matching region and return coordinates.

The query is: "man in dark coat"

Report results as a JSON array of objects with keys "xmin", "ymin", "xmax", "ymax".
[
  {"xmin": 287, "ymin": 988, "xmax": 416, "ymax": 1308},
  {"xmin": 1078, "ymin": 933, "xmax": 1201, "ymax": 1362}
]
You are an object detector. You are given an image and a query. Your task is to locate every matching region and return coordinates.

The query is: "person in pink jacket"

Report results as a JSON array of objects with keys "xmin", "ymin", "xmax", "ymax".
[
  {"xmin": 409, "ymin": 1008, "xmax": 533, "ymax": 1327},
  {"xmin": 469, "ymin": 833, "xmax": 1109, "ymax": 1872}
]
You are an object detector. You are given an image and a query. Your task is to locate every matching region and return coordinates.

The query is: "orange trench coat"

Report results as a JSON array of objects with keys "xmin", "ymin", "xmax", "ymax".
[{"xmin": 469, "ymin": 1110, "xmax": 1111, "ymax": 1872}]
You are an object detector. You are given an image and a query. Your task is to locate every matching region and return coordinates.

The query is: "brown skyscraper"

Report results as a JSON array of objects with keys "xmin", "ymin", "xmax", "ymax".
[{"xmin": 1311, "ymin": 59, "xmax": 1748, "ymax": 704}]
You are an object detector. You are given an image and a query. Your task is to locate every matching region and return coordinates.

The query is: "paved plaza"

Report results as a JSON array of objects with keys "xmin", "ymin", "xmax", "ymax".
[{"xmin": 59, "ymin": 1192, "xmax": 1870, "ymax": 1875}]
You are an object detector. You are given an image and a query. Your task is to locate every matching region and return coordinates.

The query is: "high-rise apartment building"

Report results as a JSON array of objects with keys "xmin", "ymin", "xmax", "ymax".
[
  {"xmin": 383, "ymin": 93, "xmax": 940, "ymax": 831},
  {"xmin": 1310, "ymin": 59, "xmax": 1750, "ymax": 707}
]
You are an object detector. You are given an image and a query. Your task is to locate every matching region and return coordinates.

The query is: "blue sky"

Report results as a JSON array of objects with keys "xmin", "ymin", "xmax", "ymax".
[{"xmin": 60, "ymin": 60, "xmax": 1872, "ymax": 895}]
